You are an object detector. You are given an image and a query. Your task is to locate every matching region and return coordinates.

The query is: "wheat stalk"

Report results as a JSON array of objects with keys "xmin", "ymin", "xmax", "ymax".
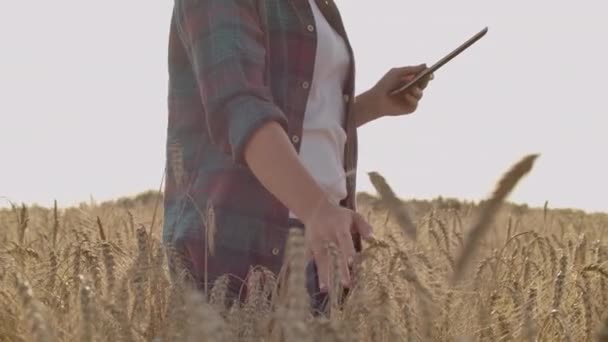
[
  {"xmin": 0, "ymin": 170, "xmax": 606, "ymax": 342},
  {"xmin": 368, "ymin": 171, "xmax": 417, "ymax": 240},
  {"xmin": 452, "ymin": 154, "xmax": 539, "ymax": 284}
]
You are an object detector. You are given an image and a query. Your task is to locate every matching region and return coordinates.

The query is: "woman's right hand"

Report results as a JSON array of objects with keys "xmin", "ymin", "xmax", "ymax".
[
  {"xmin": 302, "ymin": 198, "xmax": 374, "ymax": 292},
  {"xmin": 242, "ymin": 121, "xmax": 373, "ymax": 291}
]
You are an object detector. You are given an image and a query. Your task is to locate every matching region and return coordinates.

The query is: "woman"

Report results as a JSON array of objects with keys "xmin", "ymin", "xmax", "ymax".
[{"xmin": 164, "ymin": 0, "xmax": 431, "ymax": 312}]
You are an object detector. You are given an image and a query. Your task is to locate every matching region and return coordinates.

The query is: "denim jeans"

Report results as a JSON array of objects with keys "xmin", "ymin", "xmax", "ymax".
[{"xmin": 166, "ymin": 219, "xmax": 337, "ymax": 315}]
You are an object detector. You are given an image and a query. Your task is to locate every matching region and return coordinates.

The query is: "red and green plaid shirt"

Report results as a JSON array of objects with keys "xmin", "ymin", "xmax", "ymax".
[{"xmin": 163, "ymin": 0, "xmax": 359, "ymax": 283}]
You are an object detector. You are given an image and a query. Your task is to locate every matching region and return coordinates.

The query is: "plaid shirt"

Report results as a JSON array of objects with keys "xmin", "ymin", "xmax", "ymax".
[{"xmin": 163, "ymin": 0, "xmax": 359, "ymax": 286}]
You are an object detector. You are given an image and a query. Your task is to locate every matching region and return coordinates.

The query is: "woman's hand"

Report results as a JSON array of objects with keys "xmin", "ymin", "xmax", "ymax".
[
  {"xmin": 367, "ymin": 64, "xmax": 434, "ymax": 118},
  {"xmin": 302, "ymin": 198, "xmax": 374, "ymax": 292},
  {"xmin": 243, "ymin": 121, "xmax": 374, "ymax": 292}
]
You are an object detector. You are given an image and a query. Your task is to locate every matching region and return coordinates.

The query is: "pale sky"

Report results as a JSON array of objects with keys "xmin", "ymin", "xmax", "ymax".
[{"xmin": 1, "ymin": 1, "xmax": 606, "ymax": 213}]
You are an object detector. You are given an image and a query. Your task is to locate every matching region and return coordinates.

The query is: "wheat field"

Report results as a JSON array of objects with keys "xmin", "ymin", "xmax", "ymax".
[{"xmin": 1, "ymin": 155, "xmax": 608, "ymax": 342}]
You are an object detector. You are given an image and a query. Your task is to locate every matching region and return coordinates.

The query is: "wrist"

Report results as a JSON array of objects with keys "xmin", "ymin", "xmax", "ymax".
[
  {"xmin": 355, "ymin": 89, "xmax": 383, "ymax": 127},
  {"xmin": 300, "ymin": 191, "xmax": 334, "ymax": 226}
]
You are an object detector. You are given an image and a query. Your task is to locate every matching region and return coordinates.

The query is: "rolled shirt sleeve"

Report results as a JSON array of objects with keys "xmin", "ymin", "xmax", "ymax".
[{"xmin": 174, "ymin": 0, "xmax": 288, "ymax": 165}]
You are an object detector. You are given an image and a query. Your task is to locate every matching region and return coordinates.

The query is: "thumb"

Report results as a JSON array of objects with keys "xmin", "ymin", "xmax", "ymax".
[
  {"xmin": 395, "ymin": 64, "xmax": 427, "ymax": 75},
  {"xmin": 352, "ymin": 212, "xmax": 374, "ymax": 241}
]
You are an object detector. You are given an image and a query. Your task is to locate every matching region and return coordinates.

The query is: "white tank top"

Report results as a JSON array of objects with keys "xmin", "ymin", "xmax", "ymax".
[{"xmin": 290, "ymin": 0, "xmax": 350, "ymax": 219}]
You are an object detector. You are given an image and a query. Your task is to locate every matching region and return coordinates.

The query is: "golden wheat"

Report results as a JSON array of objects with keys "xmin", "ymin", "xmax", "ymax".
[{"xmin": 1, "ymin": 155, "xmax": 607, "ymax": 341}]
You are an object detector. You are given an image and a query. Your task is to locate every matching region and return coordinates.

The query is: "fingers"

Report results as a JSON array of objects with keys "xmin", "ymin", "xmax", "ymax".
[
  {"xmin": 353, "ymin": 212, "xmax": 374, "ymax": 240},
  {"xmin": 336, "ymin": 230, "xmax": 356, "ymax": 287},
  {"xmin": 404, "ymin": 94, "xmax": 419, "ymax": 109},
  {"xmin": 312, "ymin": 227, "xmax": 360, "ymax": 291},
  {"xmin": 397, "ymin": 64, "xmax": 433, "ymax": 90},
  {"xmin": 388, "ymin": 64, "xmax": 433, "ymax": 105},
  {"xmin": 314, "ymin": 233, "xmax": 355, "ymax": 291},
  {"xmin": 305, "ymin": 246, "xmax": 314, "ymax": 263},
  {"xmin": 399, "ymin": 84, "xmax": 424, "ymax": 110},
  {"xmin": 307, "ymin": 206, "xmax": 373, "ymax": 294},
  {"xmin": 408, "ymin": 86, "xmax": 424, "ymax": 100},
  {"xmin": 418, "ymin": 73, "xmax": 434, "ymax": 89},
  {"xmin": 312, "ymin": 242, "xmax": 330, "ymax": 292}
]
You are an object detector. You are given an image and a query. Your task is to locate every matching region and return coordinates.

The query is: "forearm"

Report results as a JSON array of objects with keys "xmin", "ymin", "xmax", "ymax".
[
  {"xmin": 354, "ymin": 90, "xmax": 382, "ymax": 128},
  {"xmin": 244, "ymin": 122, "xmax": 331, "ymax": 223}
]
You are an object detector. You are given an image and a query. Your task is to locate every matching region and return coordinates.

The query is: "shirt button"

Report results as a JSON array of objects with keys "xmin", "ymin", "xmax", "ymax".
[
  {"xmin": 272, "ymin": 248, "xmax": 280, "ymax": 256},
  {"xmin": 307, "ymin": 24, "xmax": 315, "ymax": 32},
  {"xmin": 291, "ymin": 135, "xmax": 300, "ymax": 144},
  {"xmin": 301, "ymin": 81, "xmax": 310, "ymax": 89}
]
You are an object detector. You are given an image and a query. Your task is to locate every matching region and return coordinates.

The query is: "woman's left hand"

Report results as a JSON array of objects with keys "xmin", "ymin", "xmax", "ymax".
[{"xmin": 368, "ymin": 64, "xmax": 433, "ymax": 117}]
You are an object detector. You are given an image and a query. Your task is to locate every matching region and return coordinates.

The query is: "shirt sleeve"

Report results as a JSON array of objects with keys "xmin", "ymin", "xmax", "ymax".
[{"xmin": 174, "ymin": 0, "xmax": 288, "ymax": 165}]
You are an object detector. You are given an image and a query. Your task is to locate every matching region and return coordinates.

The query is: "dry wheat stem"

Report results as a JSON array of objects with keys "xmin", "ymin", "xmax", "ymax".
[{"xmin": 452, "ymin": 154, "xmax": 539, "ymax": 284}]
